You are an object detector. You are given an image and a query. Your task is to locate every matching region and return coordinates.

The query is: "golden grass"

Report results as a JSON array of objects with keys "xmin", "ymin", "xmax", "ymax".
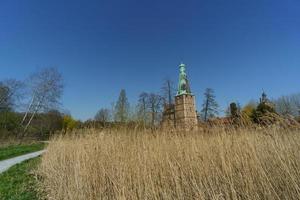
[{"xmin": 38, "ymin": 128, "xmax": 300, "ymax": 200}]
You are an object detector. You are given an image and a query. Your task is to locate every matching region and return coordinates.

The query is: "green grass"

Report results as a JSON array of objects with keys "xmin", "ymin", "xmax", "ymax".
[
  {"xmin": 0, "ymin": 143, "xmax": 45, "ymax": 161},
  {"xmin": 0, "ymin": 158, "xmax": 40, "ymax": 200}
]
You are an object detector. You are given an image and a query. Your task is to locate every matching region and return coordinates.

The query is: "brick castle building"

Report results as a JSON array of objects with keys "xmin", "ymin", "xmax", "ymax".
[{"xmin": 161, "ymin": 63, "xmax": 198, "ymax": 131}]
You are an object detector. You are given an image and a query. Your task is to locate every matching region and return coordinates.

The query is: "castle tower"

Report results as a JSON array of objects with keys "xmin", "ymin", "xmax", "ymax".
[
  {"xmin": 260, "ymin": 91, "xmax": 268, "ymax": 104},
  {"xmin": 174, "ymin": 63, "xmax": 198, "ymax": 131}
]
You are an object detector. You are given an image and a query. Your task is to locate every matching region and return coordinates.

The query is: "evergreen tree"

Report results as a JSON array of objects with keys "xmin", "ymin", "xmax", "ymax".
[
  {"xmin": 114, "ymin": 89, "xmax": 130, "ymax": 122},
  {"xmin": 201, "ymin": 88, "xmax": 219, "ymax": 121},
  {"xmin": 230, "ymin": 102, "xmax": 239, "ymax": 118}
]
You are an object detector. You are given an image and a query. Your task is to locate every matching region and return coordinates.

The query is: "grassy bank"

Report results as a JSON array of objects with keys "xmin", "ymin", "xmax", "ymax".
[
  {"xmin": 38, "ymin": 128, "xmax": 300, "ymax": 200},
  {"xmin": 0, "ymin": 143, "xmax": 45, "ymax": 161},
  {"xmin": 0, "ymin": 158, "xmax": 40, "ymax": 200}
]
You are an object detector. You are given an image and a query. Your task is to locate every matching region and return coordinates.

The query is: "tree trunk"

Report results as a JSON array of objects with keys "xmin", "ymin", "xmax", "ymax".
[
  {"xmin": 204, "ymin": 98, "xmax": 209, "ymax": 122},
  {"xmin": 21, "ymin": 95, "xmax": 35, "ymax": 125},
  {"xmin": 20, "ymin": 100, "xmax": 41, "ymax": 140},
  {"xmin": 151, "ymin": 104, "xmax": 155, "ymax": 126},
  {"xmin": 167, "ymin": 81, "xmax": 172, "ymax": 105}
]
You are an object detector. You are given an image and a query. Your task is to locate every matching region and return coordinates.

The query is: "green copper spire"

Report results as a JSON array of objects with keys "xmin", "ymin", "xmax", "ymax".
[{"xmin": 177, "ymin": 63, "xmax": 192, "ymax": 96}]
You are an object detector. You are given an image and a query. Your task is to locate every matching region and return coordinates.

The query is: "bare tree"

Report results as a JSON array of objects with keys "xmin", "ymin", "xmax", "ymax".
[
  {"xmin": 95, "ymin": 108, "xmax": 111, "ymax": 122},
  {"xmin": 201, "ymin": 88, "xmax": 219, "ymax": 121},
  {"xmin": 274, "ymin": 93, "xmax": 300, "ymax": 116},
  {"xmin": 137, "ymin": 92, "xmax": 149, "ymax": 124},
  {"xmin": 147, "ymin": 93, "xmax": 163, "ymax": 126},
  {"xmin": 161, "ymin": 78, "xmax": 176, "ymax": 106},
  {"xmin": 0, "ymin": 79, "xmax": 24, "ymax": 111},
  {"xmin": 0, "ymin": 83, "xmax": 10, "ymax": 111},
  {"xmin": 21, "ymin": 68, "xmax": 64, "ymax": 133},
  {"xmin": 290, "ymin": 94, "xmax": 300, "ymax": 116},
  {"xmin": 274, "ymin": 96, "xmax": 293, "ymax": 116}
]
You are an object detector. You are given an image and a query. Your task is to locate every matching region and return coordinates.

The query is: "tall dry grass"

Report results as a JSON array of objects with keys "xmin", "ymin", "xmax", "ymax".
[{"xmin": 38, "ymin": 128, "xmax": 300, "ymax": 200}]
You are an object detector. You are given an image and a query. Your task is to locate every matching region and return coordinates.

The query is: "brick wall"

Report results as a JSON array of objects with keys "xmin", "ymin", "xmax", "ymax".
[{"xmin": 175, "ymin": 94, "xmax": 198, "ymax": 131}]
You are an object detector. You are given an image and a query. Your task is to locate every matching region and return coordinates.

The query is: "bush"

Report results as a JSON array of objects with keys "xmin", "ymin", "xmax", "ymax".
[
  {"xmin": 62, "ymin": 115, "xmax": 78, "ymax": 132},
  {"xmin": 0, "ymin": 111, "xmax": 22, "ymax": 132}
]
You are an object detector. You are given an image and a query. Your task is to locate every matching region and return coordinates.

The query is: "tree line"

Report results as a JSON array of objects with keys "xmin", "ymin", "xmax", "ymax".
[
  {"xmin": 94, "ymin": 81, "xmax": 222, "ymax": 126},
  {"xmin": 94, "ymin": 83, "xmax": 300, "ymax": 127},
  {"xmin": 0, "ymin": 67, "xmax": 70, "ymax": 139},
  {"xmin": 2, "ymin": 67, "xmax": 300, "ymax": 139}
]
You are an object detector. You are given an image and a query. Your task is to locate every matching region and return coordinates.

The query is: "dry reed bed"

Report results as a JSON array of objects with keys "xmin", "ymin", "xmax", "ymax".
[{"xmin": 38, "ymin": 128, "xmax": 300, "ymax": 200}]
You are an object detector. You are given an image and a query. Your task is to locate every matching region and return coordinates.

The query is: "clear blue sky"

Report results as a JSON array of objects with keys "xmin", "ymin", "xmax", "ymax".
[{"xmin": 0, "ymin": 0, "xmax": 299, "ymax": 120}]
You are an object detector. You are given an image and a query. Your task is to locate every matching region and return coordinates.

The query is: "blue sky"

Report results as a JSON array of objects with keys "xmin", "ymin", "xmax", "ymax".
[{"xmin": 0, "ymin": 0, "xmax": 299, "ymax": 120}]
